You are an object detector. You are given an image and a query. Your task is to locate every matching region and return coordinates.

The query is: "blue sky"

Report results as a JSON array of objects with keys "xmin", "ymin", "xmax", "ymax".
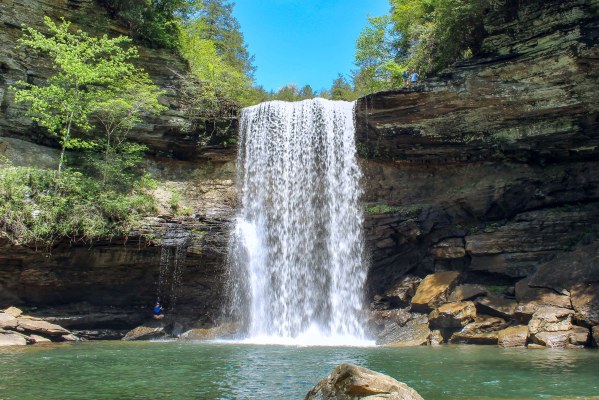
[{"xmin": 233, "ymin": 0, "xmax": 391, "ymax": 92}]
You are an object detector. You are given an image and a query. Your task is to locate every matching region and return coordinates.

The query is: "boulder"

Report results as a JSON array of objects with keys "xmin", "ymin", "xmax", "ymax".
[
  {"xmin": 429, "ymin": 301, "xmax": 476, "ymax": 329},
  {"xmin": 61, "ymin": 334, "xmax": 80, "ymax": 342},
  {"xmin": 122, "ymin": 326, "xmax": 167, "ymax": 341},
  {"xmin": 533, "ymin": 331, "xmax": 569, "ymax": 348},
  {"xmin": 570, "ymin": 283, "xmax": 599, "ymax": 327},
  {"xmin": 3, "ymin": 307, "xmax": 23, "ymax": 318},
  {"xmin": 431, "ymin": 238, "xmax": 465, "ymax": 259},
  {"xmin": 411, "ymin": 271, "xmax": 460, "ymax": 313},
  {"xmin": 514, "ymin": 277, "xmax": 571, "ymax": 322},
  {"xmin": 450, "ymin": 316, "xmax": 507, "ymax": 345},
  {"xmin": 17, "ymin": 318, "xmax": 71, "ymax": 336},
  {"xmin": 451, "ymin": 330, "xmax": 498, "ymax": 345},
  {"xmin": 305, "ymin": 364, "xmax": 424, "ymax": 400},
  {"xmin": 29, "ymin": 334, "xmax": 52, "ymax": 344},
  {"xmin": 0, "ymin": 332, "xmax": 28, "ymax": 347},
  {"xmin": 369, "ymin": 309, "xmax": 412, "ymax": 335},
  {"xmin": 429, "ymin": 330, "xmax": 443, "ymax": 346},
  {"xmin": 498, "ymin": 326, "xmax": 529, "ymax": 348},
  {"xmin": 384, "ymin": 275, "xmax": 422, "ymax": 307},
  {"xmin": 567, "ymin": 326, "xmax": 590, "ymax": 348},
  {"xmin": 378, "ymin": 315, "xmax": 431, "ymax": 347},
  {"xmin": 0, "ymin": 312, "xmax": 18, "ymax": 330},
  {"xmin": 528, "ymin": 306, "xmax": 574, "ymax": 335},
  {"xmin": 475, "ymin": 293, "xmax": 517, "ymax": 319},
  {"xmin": 179, "ymin": 323, "xmax": 238, "ymax": 341},
  {"xmin": 592, "ymin": 326, "xmax": 599, "ymax": 347},
  {"xmin": 448, "ymin": 284, "xmax": 488, "ymax": 302}
]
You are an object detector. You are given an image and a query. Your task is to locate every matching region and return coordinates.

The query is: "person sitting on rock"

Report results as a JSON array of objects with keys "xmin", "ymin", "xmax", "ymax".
[
  {"xmin": 410, "ymin": 71, "xmax": 420, "ymax": 84},
  {"xmin": 153, "ymin": 302, "xmax": 164, "ymax": 320}
]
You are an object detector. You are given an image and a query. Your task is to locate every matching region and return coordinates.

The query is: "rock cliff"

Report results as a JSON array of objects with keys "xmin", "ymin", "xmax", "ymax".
[
  {"xmin": 357, "ymin": 0, "xmax": 598, "ymax": 347},
  {"xmin": 0, "ymin": 0, "xmax": 237, "ymax": 333}
]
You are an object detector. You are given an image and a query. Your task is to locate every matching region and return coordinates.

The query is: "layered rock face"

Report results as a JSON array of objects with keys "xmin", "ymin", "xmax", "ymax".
[
  {"xmin": 359, "ymin": 0, "xmax": 598, "ymax": 347},
  {"xmin": 0, "ymin": 138, "xmax": 237, "ymax": 335},
  {"xmin": 0, "ymin": 1, "xmax": 238, "ymax": 333}
]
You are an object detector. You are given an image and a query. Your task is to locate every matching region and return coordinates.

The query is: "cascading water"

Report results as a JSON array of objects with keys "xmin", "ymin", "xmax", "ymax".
[{"xmin": 228, "ymin": 98, "xmax": 371, "ymax": 346}]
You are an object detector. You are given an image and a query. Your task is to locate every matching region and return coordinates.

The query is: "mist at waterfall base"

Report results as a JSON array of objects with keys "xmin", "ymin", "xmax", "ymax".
[{"xmin": 227, "ymin": 99, "xmax": 373, "ymax": 346}]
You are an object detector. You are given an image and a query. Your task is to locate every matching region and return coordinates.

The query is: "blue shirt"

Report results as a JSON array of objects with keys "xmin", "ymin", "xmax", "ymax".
[
  {"xmin": 410, "ymin": 73, "xmax": 419, "ymax": 82},
  {"xmin": 153, "ymin": 306, "xmax": 162, "ymax": 315}
]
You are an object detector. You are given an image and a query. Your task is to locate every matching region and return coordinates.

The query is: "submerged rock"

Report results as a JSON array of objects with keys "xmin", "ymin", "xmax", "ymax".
[
  {"xmin": 411, "ymin": 271, "xmax": 460, "ymax": 313},
  {"xmin": 498, "ymin": 326, "xmax": 529, "ymax": 348},
  {"xmin": 305, "ymin": 363, "xmax": 424, "ymax": 400}
]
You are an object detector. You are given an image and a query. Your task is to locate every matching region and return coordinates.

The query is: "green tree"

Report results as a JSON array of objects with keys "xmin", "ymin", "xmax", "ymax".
[
  {"xmin": 354, "ymin": 14, "xmax": 404, "ymax": 95},
  {"xmin": 330, "ymin": 74, "xmax": 357, "ymax": 101},
  {"xmin": 299, "ymin": 85, "xmax": 316, "ymax": 99},
  {"xmin": 390, "ymin": 0, "xmax": 492, "ymax": 74},
  {"xmin": 12, "ymin": 17, "xmax": 148, "ymax": 174},
  {"xmin": 198, "ymin": 0, "xmax": 255, "ymax": 77},
  {"xmin": 91, "ymin": 74, "xmax": 165, "ymax": 185}
]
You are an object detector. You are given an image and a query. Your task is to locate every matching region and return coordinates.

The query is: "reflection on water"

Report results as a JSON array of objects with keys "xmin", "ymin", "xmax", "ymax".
[{"xmin": 0, "ymin": 343, "xmax": 597, "ymax": 400}]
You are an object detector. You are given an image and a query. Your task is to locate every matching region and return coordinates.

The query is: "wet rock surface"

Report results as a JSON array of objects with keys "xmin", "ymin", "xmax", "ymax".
[{"xmin": 305, "ymin": 364, "xmax": 424, "ymax": 400}]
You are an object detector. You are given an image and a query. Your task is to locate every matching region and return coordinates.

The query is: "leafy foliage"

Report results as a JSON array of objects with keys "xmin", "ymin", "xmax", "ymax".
[
  {"xmin": 0, "ymin": 162, "xmax": 156, "ymax": 247},
  {"xmin": 12, "ymin": 17, "xmax": 163, "ymax": 174},
  {"xmin": 98, "ymin": 0, "xmax": 201, "ymax": 49},
  {"xmin": 390, "ymin": 0, "xmax": 494, "ymax": 74}
]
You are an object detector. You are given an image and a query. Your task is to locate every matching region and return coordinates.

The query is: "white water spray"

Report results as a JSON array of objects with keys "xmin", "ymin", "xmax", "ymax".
[{"xmin": 228, "ymin": 99, "xmax": 370, "ymax": 346}]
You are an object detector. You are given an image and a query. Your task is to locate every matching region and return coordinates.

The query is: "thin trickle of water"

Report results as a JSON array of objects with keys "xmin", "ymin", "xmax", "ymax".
[
  {"xmin": 228, "ymin": 98, "xmax": 369, "ymax": 345},
  {"xmin": 157, "ymin": 226, "xmax": 190, "ymax": 310}
]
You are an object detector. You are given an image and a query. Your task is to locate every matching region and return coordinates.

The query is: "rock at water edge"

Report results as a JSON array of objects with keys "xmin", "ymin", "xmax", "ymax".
[
  {"xmin": 0, "ymin": 332, "xmax": 28, "ymax": 347},
  {"xmin": 122, "ymin": 326, "xmax": 167, "ymax": 341},
  {"xmin": 411, "ymin": 271, "xmax": 460, "ymax": 313},
  {"xmin": 16, "ymin": 318, "xmax": 71, "ymax": 336},
  {"xmin": 528, "ymin": 306, "xmax": 574, "ymax": 335},
  {"xmin": 377, "ymin": 315, "xmax": 431, "ymax": 347},
  {"xmin": 305, "ymin": 363, "xmax": 424, "ymax": 400},
  {"xmin": 498, "ymin": 326, "xmax": 529, "ymax": 348}
]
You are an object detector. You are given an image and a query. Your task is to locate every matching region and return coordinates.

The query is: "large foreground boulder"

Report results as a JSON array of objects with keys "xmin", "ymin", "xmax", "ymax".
[{"xmin": 305, "ymin": 364, "xmax": 424, "ymax": 400}]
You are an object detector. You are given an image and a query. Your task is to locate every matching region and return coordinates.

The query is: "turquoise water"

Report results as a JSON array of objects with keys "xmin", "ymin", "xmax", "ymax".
[{"xmin": 0, "ymin": 342, "xmax": 598, "ymax": 400}]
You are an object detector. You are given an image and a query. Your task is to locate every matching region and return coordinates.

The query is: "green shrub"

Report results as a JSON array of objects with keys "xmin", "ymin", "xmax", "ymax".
[{"xmin": 0, "ymin": 165, "xmax": 156, "ymax": 247}]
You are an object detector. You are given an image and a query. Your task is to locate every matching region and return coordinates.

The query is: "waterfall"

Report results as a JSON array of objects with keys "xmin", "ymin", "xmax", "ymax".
[{"xmin": 228, "ymin": 98, "xmax": 370, "ymax": 346}]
